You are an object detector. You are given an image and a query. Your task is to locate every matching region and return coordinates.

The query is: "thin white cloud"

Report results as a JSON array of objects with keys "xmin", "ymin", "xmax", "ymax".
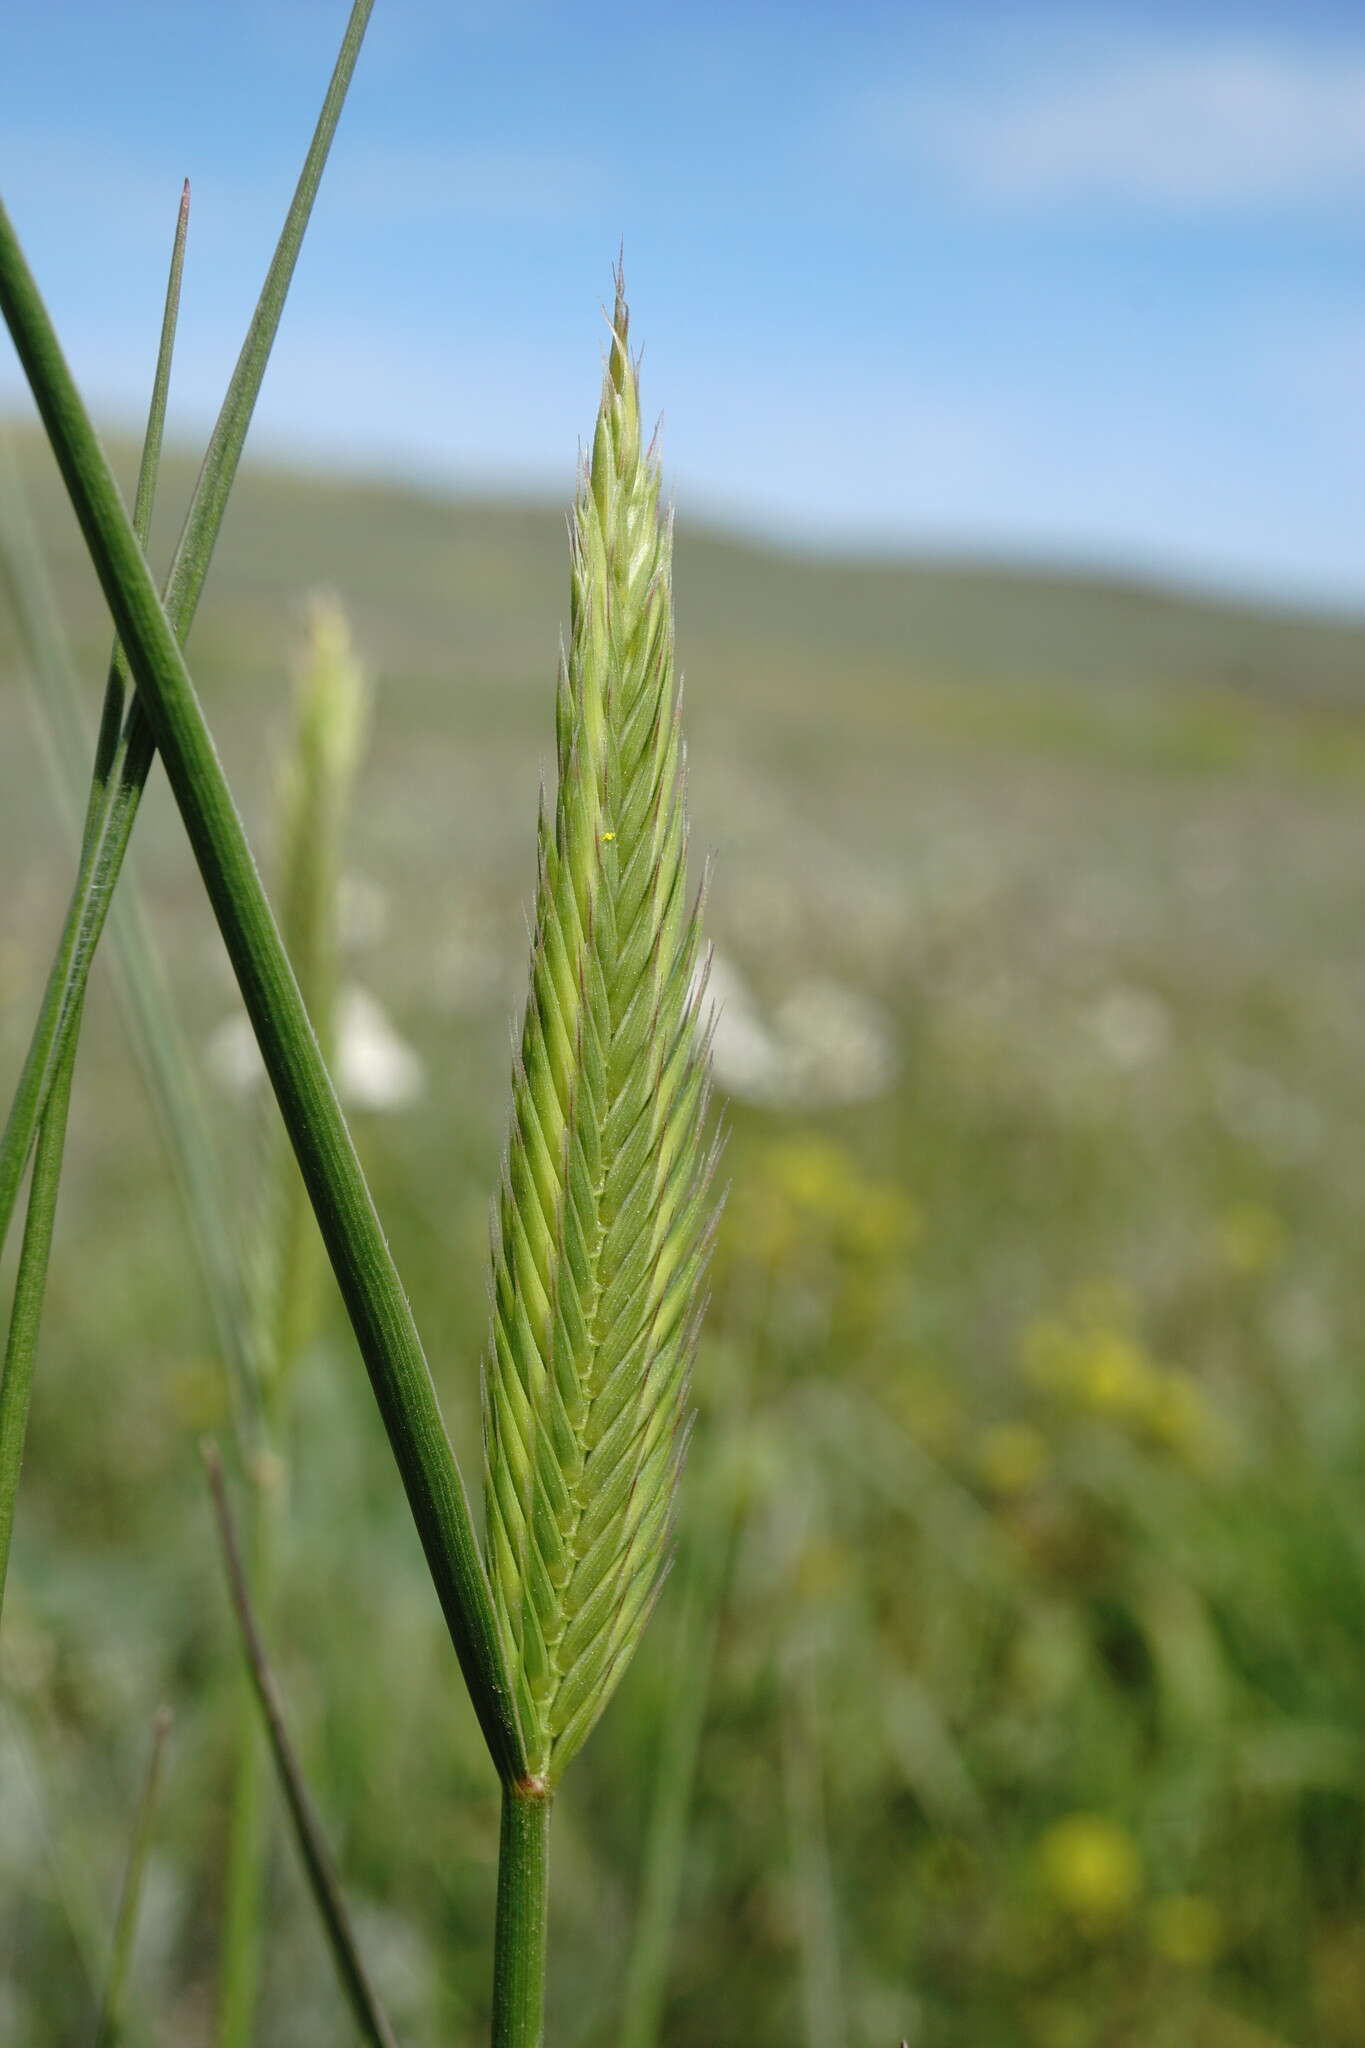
[{"xmin": 872, "ymin": 43, "xmax": 1365, "ymax": 209}]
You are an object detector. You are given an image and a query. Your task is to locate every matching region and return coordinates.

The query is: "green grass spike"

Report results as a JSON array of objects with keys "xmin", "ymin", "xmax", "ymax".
[{"xmin": 484, "ymin": 275, "xmax": 722, "ymax": 1787}]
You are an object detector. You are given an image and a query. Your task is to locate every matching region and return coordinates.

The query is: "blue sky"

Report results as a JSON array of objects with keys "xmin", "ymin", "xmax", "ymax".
[{"xmin": 3, "ymin": 0, "xmax": 1364, "ymax": 607}]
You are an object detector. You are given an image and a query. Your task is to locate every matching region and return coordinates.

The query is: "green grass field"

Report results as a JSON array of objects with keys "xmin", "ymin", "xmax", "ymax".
[{"xmin": 3, "ymin": 425, "xmax": 1365, "ymax": 2045}]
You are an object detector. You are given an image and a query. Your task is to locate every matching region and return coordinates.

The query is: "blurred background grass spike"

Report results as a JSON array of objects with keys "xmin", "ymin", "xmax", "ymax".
[{"xmin": 218, "ymin": 594, "xmax": 373, "ymax": 2047}]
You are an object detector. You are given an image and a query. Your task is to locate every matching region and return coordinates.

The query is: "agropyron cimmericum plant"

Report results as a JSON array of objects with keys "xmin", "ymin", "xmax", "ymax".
[{"xmin": 483, "ymin": 278, "xmax": 720, "ymax": 1788}]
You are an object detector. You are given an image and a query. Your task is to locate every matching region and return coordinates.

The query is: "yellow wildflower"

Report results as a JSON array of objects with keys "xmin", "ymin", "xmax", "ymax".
[{"xmin": 1036, "ymin": 1814, "xmax": 1140, "ymax": 1927}]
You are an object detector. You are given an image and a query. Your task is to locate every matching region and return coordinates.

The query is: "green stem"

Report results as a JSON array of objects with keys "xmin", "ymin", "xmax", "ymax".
[
  {"xmin": 492, "ymin": 1784, "xmax": 551, "ymax": 2048},
  {"xmin": 0, "ymin": 197, "xmax": 525, "ymax": 1785}
]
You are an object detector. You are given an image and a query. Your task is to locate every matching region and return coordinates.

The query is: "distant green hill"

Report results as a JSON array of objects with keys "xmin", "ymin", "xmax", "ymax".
[
  {"xmin": 4, "ymin": 425, "xmax": 1363, "ymax": 723},
  {"xmin": 4, "ymin": 421, "xmax": 1365, "ymax": 937}
]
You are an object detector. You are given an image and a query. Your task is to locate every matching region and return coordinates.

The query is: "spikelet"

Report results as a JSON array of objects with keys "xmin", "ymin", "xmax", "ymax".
[{"xmin": 483, "ymin": 276, "xmax": 719, "ymax": 1785}]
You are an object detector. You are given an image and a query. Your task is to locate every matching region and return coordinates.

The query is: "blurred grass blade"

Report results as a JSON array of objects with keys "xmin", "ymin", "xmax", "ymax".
[
  {"xmin": 0, "ymin": 1056, "xmax": 75, "ymax": 1624},
  {"xmin": 617, "ymin": 1563, "xmax": 723, "ymax": 2048},
  {"xmin": 0, "ymin": 180, "xmax": 186, "ymax": 1250},
  {"xmin": 93, "ymin": 1706, "xmax": 173, "ymax": 2048},
  {"xmin": 618, "ymin": 1489, "xmax": 740, "ymax": 2048},
  {"xmin": 0, "ymin": 806, "xmax": 100, "ymax": 1267},
  {"xmin": 219, "ymin": 599, "xmax": 371, "ymax": 2048},
  {"xmin": 0, "ymin": 0, "xmax": 374, "ymax": 1274},
  {"xmin": 0, "ymin": 183, "xmax": 226, "ymax": 1628},
  {"xmin": 0, "ymin": 200, "xmax": 525, "ymax": 1784},
  {"xmin": 780, "ymin": 1653, "xmax": 847, "ymax": 2048},
  {"xmin": 202, "ymin": 1444, "xmax": 400, "ymax": 2048},
  {"xmin": 217, "ymin": 1667, "xmax": 268, "ymax": 2048},
  {"xmin": 618, "ymin": 1348, "xmax": 752, "ymax": 2048},
  {"xmin": 1, "ymin": 1697, "xmax": 106, "ymax": 1998},
  {"xmin": 0, "ymin": 482, "xmax": 254, "ymax": 1421}
]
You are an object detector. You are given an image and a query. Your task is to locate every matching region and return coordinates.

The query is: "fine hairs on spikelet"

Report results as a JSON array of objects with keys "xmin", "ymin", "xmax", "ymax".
[{"xmin": 483, "ymin": 275, "xmax": 720, "ymax": 1784}]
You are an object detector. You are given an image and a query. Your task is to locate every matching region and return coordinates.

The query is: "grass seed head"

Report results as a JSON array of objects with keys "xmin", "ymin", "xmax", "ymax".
[{"xmin": 483, "ymin": 274, "xmax": 719, "ymax": 1782}]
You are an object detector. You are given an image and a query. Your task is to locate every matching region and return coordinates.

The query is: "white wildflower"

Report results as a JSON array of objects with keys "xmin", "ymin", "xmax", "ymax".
[
  {"xmin": 207, "ymin": 984, "xmax": 424, "ymax": 1111},
  {"xmin": 703, "ymin": 952, "xmax": 897, "ymax": 1109},
  {"xmin": 1086, "ymin": 985, "xmax": 1171, "ymax": 1070},
  {"xmin": 706, "ymin": 951, "xmax": 789, "ymax": 1102},
  {"xmin": 773, "ymin": 977, "xmax": 898, "ymax": 1105}
]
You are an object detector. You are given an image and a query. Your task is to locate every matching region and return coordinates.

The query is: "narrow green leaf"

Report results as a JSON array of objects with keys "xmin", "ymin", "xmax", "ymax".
[
  {"xmin": 0, "ymin": 179, "xmax": 188, "ymax": 1255},
  {"xmin": 0, "ymin": 0, "xmax": 378, "ymax": 1660},
  {"xmin": 0, "ymin": 195, "xmax": 525, "ymax": 1784},
  {"xmin": 0, "ymin": 181, "xmax": 249, "ymax": 1631},
  {"xmin": 0, "ymin": 190, "xmax": 254, "ymax": 1428},
  {"xmin": 0, "ymin": 1052, "xmax": 74, "ymax": 1623},
  {"xmin": 0, "ymin": 0, "xmax": 374, "ymax": 1271},
  {"xmin": 106, "ymin": 174, "xmax": 190, "ymax": 767}
]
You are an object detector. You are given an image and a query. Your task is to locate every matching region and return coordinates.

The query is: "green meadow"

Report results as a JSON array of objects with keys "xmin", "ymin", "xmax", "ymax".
[{"xmin": 4, "ymin": 426, "xmax": 1365, "ymax": 2045}]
